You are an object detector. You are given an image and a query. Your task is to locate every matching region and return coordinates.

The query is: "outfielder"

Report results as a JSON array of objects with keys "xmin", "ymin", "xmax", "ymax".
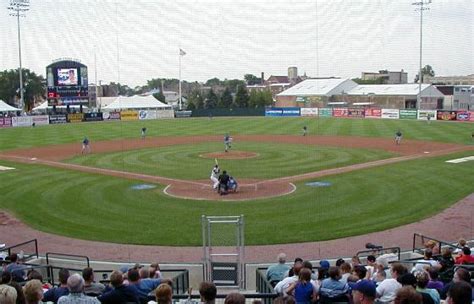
[
  {"xmin": 210, "ymin": 164, "xmax": 220, "ymax": 190},
  {"xmin": 395, "ymin": 130, "xmax": 402, "ymax": 145}
]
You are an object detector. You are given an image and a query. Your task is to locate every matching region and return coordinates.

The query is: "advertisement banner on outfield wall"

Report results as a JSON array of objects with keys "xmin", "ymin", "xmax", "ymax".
[
  {"xmin": 0, "ymin": 117, "xmax": 12, "ymax": 128},
  {"xmin": 348, "ymin": 108, "xmax": 365, "ymax": 118},
  {"xmin": 32, "ymin": 115, "xmax": 49, "ymax": 126},
  {"xmin": 103, "ymin": 112, "xmax": 121, "ymax": 120},
  {"xmin": 319, "ymin": 108, "xmax": 332, "ymax": 117},
  {"xmin": 417, "ymin": 110, "xmax": 437, "ymax": 121},
  {"xmin": 365, "ymin": 108, "xmax": 381, "ymax": 118},
  {"xmin": 437, "ymin": 111, "xmax": 457, "ymax": 121},
  {"xmin": 49, "ymin": 114, "xmax": 67, "ymax": 124},
  {"xmin": 381, "ymin": 109, "xmax": 399, "ymax": 119},
  {"xmin": 67, "ymin": 113, "xmax": 84, "ymax": 123},
  {"xmin": 139, "ymin": 110, "xmax": 158, "ymax": 120},
  {"xmin": 399, "ymin": 109, "xmax": 417, "ymax": 120},
  {"xmin": 333, "ymin": 108, "xmax": 348, "ymax": 117},
  {"xmin": 157, "ymin": 110, "xmax": 174, "ymax": 118},
  {"xmin": 12, "ymin": 116, "xmax": 32, "ymax": 127},
  {"xmin": 84, "ymin": 113, "xmax": 103, "ymax": 122},
  {"xmin": 300, "ymin": 108, "xmax": 318, "ymax": 117},
  {"xmin": 121, "ymin": 110, "xmax": 139, "ymax": 121},
  {"xmin": 265, "ymin": 107, "xmax": 300, "ymax": 117}
]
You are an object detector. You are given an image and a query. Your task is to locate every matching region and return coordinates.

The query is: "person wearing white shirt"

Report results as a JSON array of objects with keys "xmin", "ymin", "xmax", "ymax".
[{"xmin": 376, "ymin": 263, "xmax": 406, "ymax": 303}]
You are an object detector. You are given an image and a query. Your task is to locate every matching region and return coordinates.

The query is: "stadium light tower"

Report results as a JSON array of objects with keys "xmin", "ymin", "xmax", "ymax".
[
  {"xmin": 412, "ymin": 0, "xmax": 431, "ymax": 109},
  {"xmin": 7, "ymin": 0, "xmax": 30, "ymax": 111}
]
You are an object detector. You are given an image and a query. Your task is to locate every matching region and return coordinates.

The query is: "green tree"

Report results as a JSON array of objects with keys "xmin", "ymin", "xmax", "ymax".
[
  {"xmin": 0, "ymin": 68, "xmax": 45, "ymax": 111},
  {"xmin": 248, "ymin": 90, "xmax": 259, "ymax": 108},
  {"xmin": 259, "ymin": 90, "xmax": 274, "ymax": 107},
  {"xmin": 153, "ymin": 91, "xmax": 166, "ymax": 103},
  {"xmin": 187, "ymin": 90, "xmax": 204, "ymax": 110},
  {"xmin": 234, "ymin": 85, "xmax": 249, "ymax": 108},
  {"xmin": 219, "ymin": 87, "xmax": 233, "ymax": 108},
  {"xmin": 244, "ymin": 74, "xmax": 261, "ymax": 85},
  {"xmin": 223, "ymin": 79, "xmax": 246, "ymax": 93},
  {"xmin": 205, "ymin": 77, "xmax": 222, "ymax": 87},
  {"xmin": 205, "ymin": 89, "xmax": 218, "ymax": 109},
  {"xmin": 414, "ymin": 65, "xmax": 435, "ymax": 83}
]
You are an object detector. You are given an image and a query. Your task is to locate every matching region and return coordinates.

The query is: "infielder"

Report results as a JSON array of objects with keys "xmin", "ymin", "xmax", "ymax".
[
  {"xmin": 224, "ymin": 133, "xmax": 232, "ymax": 152},
  {"xmin": 395, "ymin": 130, "xmax": 402, "ymax": 145},
  {"xmin": 81, "ymin": 137, "xmax": 91, "ymax": 154},
  {"xmin": 210, "ymin": 164, "xmax": 220, "ymax": 190}
]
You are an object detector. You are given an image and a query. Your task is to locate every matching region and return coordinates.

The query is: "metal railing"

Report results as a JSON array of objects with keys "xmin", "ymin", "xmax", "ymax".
[
  {"xmin": 412, "ymin": 233, "xmax": 461, "ymax": 254},
  {"xmin": 356, "ymin": 246, "xmax": 401, "ymax": 261},
  {"xmin": 0, "ymin": 239, "xmax": 38, "ymax": 261},
  {"xmin": 256, "ymin": 268, "xmax": 277, "ymax": 304}
]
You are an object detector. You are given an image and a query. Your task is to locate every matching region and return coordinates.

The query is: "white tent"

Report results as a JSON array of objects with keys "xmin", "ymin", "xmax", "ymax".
[
  {"xmin": 0, "ymin": 99, "xmax": 21, "ymax": 112},
  {"xmin": 32, "ymin": 101, "xmax": 88, "ymax": 112},
  {"xmin": 102, "ymin": 95, "xmax": 172, "ymax": 110}
]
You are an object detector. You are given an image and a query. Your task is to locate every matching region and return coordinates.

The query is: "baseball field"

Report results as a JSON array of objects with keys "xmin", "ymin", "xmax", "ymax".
[{"xmin": 0, "ymin": 117, "xmax": 473, "ymax": 246}]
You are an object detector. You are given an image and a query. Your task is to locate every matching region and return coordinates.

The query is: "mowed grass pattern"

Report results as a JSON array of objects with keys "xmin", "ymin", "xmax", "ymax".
[
  {"xmin": 66, "ymin": 142, "xmax": 395, "ymax": 180},
  {"xmin": 0, "ymin": 117, "xmax": 473, "ymax": 245}
]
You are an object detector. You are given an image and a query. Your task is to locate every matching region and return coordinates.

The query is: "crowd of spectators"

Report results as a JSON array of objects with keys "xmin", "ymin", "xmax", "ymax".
[{"xmin": 0, "ymin": 237, "xmax": 473, "ymax": 304}]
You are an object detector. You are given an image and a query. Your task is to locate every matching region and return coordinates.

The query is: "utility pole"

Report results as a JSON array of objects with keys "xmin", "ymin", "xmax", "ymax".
[
  {"xmin": 8, "ymin": 0, "xmax": 30, "ymax": 111},
  {"xmin": 412, "ymin": 0, "xmax": 431, "ymax": 109}
]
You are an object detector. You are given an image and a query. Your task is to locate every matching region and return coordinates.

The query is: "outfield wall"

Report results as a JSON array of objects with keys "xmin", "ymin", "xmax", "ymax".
[{"xmin": 265, "ymin": 107, "xmax": 474, "ymax": 122}]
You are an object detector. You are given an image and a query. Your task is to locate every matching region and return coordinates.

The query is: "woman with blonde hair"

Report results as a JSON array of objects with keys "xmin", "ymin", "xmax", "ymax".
[
  {"xmin": 149, "ymin": 283, "xmax": 172, "ymax": 304},
  {"xmin": 23, "ymin": 279, "xmax": 44, "ymax": 304}
]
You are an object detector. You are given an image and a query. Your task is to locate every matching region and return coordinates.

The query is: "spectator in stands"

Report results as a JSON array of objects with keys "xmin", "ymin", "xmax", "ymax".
[
  {"xmin": 274, "ymin": 262, "xmax": 302, "ymax": 296},
  {"xmin": 454, "ymin": 247, "xmax": 474, "ymax": 264},
  {"xmin": 57, "ymin": 273, "xmax": 100, "ymax": 304},
  {"xmin": 412, "ymin": 249, "xmax": 440, "ymax": 273},
  {"xmin": 273, "ymin": 295, "xmax": 296, "ymax": 304},
  {"xmin": 287, "ymin": 258, "xmax": 304, "ymax": 277},
  {"xmin": 301, "ymin": 261, "xmax": 318, "ymax": 281},
  {"xmin": 1, "ymin": 271, "xmax": 25, "ymax": 304},
  {"xmin": 352, "ymin": 256, "xmax": 362, "ymax": 267},
  {"xmin": 437, "ymin": 248, "xmax": 455, "ymax": 283},
  {"xmin": 148, "ymin": 283, "xmax": 172, "ymax": 304},
  {"xmin": 374, "ymin": 267, "xmax": 386, "ymax": 285},
  {"xmin": 340, "ymin": 262, "xmax": 352, "ymax": 284},
  {"xmin": 224, "ymin": 292, "xmax": 246, "ymax": 304},
  {"xmin": 317, "ymin": 260, "xmax": 330, "ymax": 281},
  {"xmin": 352, "ymin": 279, "xmax": 376, "ymax": 304},
  {"xmin": 267, "ymin": 253, "xmax": 291, "ymax": 287},
  {"xmin": 0, "ymin": 283, "xmax": 17, "ymax": 304},
  {"xmin": 23, "ymin": 279, "xmax": 43, "ymax": 304},
  {"xmin": 97, "ymin": 270, "xmax": 140, "ymax": 304},
  {"xmin": 27, "ymin": 269, "xmax": 52, "ymax": 292},
  {"xmin": 453, "ymin": 239, "xmax": 467, "ymax": 254},
  {"xmin": 127, "ymin": 268, "xmax": 168, "ymax": 303},
  {"xmin": 398, "ymin": 273, "xmax": 437, "ymax": 304},
  {"xmin": 426, "ymin": 268, "xmax": 444, "ymax": 292},
  {"xmin": 352, "ymin": 265, "xmax": 368, "ymax": 283},
  {"xmin": 43, "ymin": 268, "xmax": 70, "ymax": 303},
  {"xmin": 336, "ymin": 258, "xmax": 346, "ymax": 267},
  {"xmin": 149, "ymin": 263, "xmax": 161, "ymax": 279},
  {"xmin": 424, "ymin": 240, "xmax": 439, "ymax": 256},
  {"xmin": 365, "ymin": 255, "xmax": 377, "ymax": 280},
  {"xmin": 415, "ymin": 271, "xmax": 440, "ymax": 304},
  {"xmin": 286, "ymin": 267, "xmax": 317, "ymax": 303},
  {"xmin": 376, "ymin": 249, "xmax": 399, "ymax": 268},
  {"xmin": 139, "ymin": 267, "xmax": 150, "ymax": 279},
  {"xmin": 82, "ymin": 267, "xmax": 106, "ymax": 296},
  {"xmin": 394, "ymin": 286, "xmax": 423, "ymax": 304},
  {"xmin": 439, "ymin": 267, "xmax": 472, "ymax": 300},
  {"xmin": 446, "ymin": 281, "xmax": 472, "ymax": 304},
  {"xmin": 376, "ymin": 263, "xmax": 406, "ymax": 303},
  {"xmin": 319, "ymin": 266, "xmax": 350, "ymax": 302},
  {"xmin": 5, "ymin": 253, "xmax": 26, "ymax": 282},
  {"xmin": 199, "ymin": 281, "xmax": 217, "ymax": 304}
]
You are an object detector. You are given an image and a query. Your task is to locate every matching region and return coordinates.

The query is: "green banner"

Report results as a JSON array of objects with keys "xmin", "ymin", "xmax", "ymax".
[
  {"xmin": 399, "ymin": 109, "xmax": 417, "ymax": 120},
  {"xmin": 319, "ymin": 108, "xmax": 332, "ymax": 117}
]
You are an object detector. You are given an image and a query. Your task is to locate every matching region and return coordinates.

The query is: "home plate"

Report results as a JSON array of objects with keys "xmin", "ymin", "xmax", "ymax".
[
  {"xmin": 30, "ymin": 157, "xmax": 37, "ymax": 160},
  {"xmin": 424, "ymin": 151, "xmax": 430, "ymax": 154},
  {"xmin": 0, "ymin": 166, "xmax": 15, "ymax": 171}
]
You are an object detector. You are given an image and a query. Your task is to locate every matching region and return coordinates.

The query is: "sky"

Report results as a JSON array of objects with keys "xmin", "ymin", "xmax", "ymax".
[{"xmin": 0, "ymin": 0, "xmax": 472, "ymax": 87}]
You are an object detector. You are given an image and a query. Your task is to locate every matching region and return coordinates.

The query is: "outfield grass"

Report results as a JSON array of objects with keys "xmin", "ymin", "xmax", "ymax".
[
  {"xmin": 66, "ymin": 141, "xmax": 394, "ymax": 179},
  {"xmin": 0, "ymin": 117, "xmax": 473, "ymax": 152},
  {"xmin": 0, "ymin": 117, "xmax": 473, "ymax": 246}
]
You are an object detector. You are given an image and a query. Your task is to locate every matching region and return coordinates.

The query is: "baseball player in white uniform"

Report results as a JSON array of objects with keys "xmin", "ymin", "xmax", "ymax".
[{"xmin": 210, "ymin": 164, "xmax": 220, "ymax": 190}]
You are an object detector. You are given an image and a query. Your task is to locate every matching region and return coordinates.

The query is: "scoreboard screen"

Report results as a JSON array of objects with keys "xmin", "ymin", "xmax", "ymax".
[{"xmin": 47, "ymin": 60, "xmax": 89, "ymax": 106}]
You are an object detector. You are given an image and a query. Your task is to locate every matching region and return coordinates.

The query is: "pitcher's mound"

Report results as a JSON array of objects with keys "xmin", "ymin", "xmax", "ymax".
[
  {"xmin": 164, "ymin": 179, "xmax": 295, "ymax": 201},
  {"xmin": 201, "ymin": 151, "xmax": 259, "ymax": 159}
]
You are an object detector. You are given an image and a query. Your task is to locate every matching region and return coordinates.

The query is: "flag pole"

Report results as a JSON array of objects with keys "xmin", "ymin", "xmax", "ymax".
[{"xmin": 179, "ymin": 49, "xmax": 182, "ymax": 110}]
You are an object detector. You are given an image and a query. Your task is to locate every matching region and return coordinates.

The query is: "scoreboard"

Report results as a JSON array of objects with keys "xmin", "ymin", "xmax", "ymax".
[{"xmin": 46, "ymin": 59, "xmax": 89, "ymax": 106}]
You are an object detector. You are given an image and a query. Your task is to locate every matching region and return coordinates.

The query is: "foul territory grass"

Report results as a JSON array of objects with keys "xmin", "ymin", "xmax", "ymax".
[
  {"xmin": 66, "ymin": 142, "xmax": 395, "ymax": 179},
  {"xmin": 0, "ymin": 150, "xmax": 473, "ymax": 246}
]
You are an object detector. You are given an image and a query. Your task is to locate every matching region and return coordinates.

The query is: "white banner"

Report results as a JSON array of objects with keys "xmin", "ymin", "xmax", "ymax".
[
  {"xmin": 417, "ymin": 110, "xmax": 437, "ymax": 121},
  {"xmin": 157, "ymin": 110, "xmax": 175, "ymax": 118},
  {"xmin": 32, "ymin": 115, "xmax": 49, "ymax": 126},
  {"xmin": 139, "ymin": 110, "xmax": 158, "ymax": 120},
  {"xmin": 381, "ymin": 109, "xmax": 400, "ymax": 119},
  {"xmin": 12, "ymin": 116, "xmax": 32, "ymax": 127},
  {"xmin": 300, "ymin": 108, "xmax": 319, "ymax": 117}
]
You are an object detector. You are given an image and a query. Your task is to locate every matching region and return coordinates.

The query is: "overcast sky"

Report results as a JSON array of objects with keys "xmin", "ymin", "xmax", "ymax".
[{"xmin": 0, "ymin": 0, "xmax": 472, "ymax": 87}]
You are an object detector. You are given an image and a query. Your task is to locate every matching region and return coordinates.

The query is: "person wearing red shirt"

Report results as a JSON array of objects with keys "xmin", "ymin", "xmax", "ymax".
[{"xmin": 454, "ymin": 247, "xmax": 474, "ymax": 264}]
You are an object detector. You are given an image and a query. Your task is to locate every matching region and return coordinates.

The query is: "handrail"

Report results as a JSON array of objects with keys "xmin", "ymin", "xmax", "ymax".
[
  {"xmin": 0, "ymin": 239, "xmax": 38, "ymax": 261},
  {"xmin": 256, "ymin": 268, "xmax": 276, "ymax": 304},
  {"xmin": 45, "ymin": 252, "xmax": 90, "ymax": 267},
  {"xmin": 412, "ymin": 233, "xmax": 461, "ymax": 254},
  {"xmin": 356, "ymin": 246, "xmax": 401, "ymax": 261}
]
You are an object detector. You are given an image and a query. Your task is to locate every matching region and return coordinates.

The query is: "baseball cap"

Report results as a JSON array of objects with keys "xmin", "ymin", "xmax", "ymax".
[
  {"xmin": 319, "ymin": 260, "xmax": 330, "ymax": 269},
  {"xmin": 352, "ymin": 279, "xmax": 376, "ymax": 298}
]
